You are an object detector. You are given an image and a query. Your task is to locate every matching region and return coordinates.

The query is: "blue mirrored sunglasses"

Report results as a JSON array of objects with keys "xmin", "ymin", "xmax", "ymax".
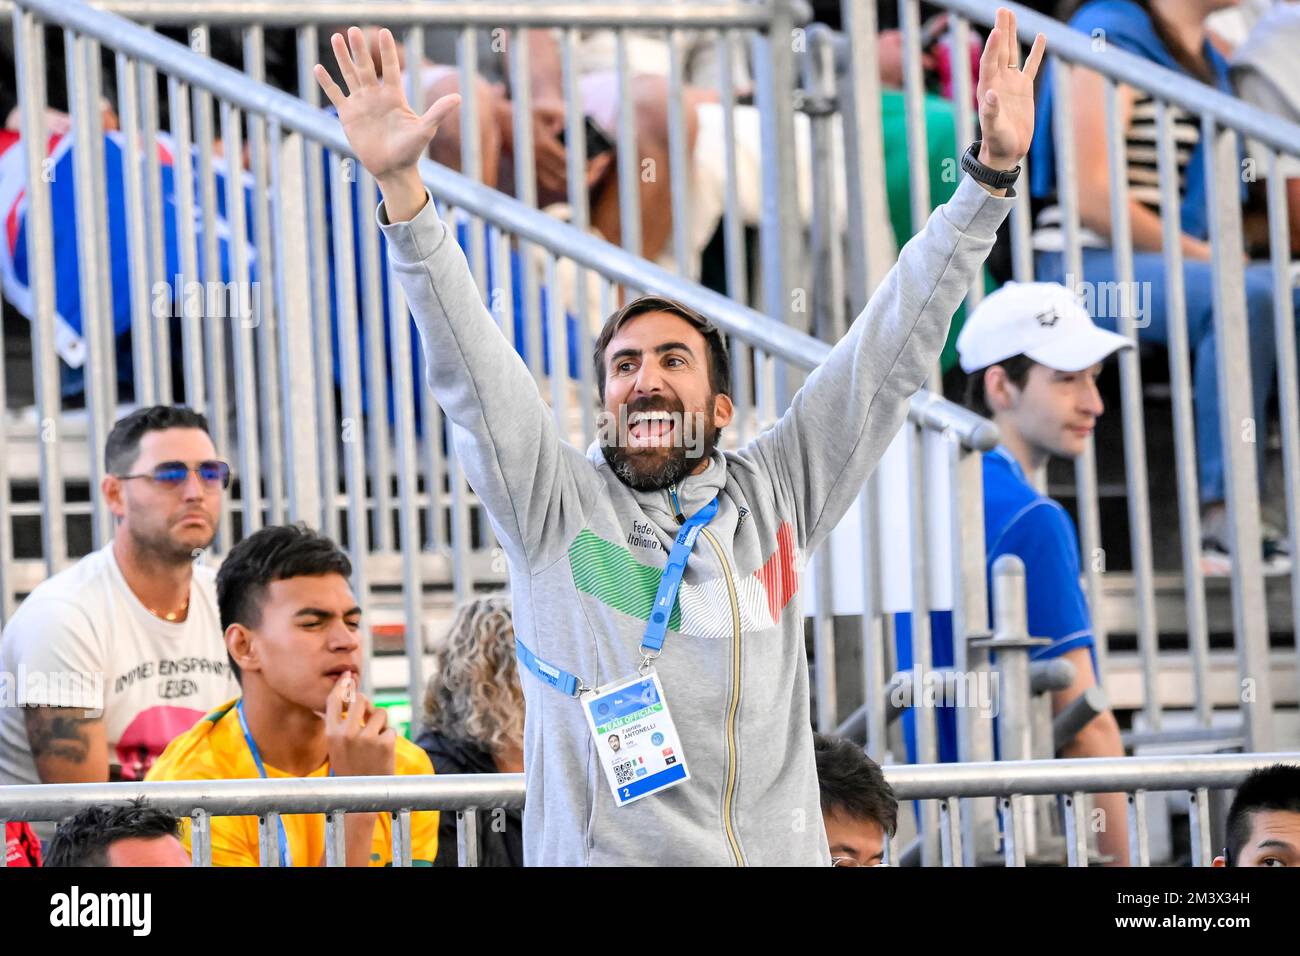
[{"xmin": 116, "ymin": 459, "xmax": 231, "ymax": 489}]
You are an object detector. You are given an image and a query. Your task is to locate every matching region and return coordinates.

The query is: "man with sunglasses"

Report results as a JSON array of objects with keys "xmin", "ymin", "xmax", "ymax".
[{"xmin": 0, "ymin": 405, "xmax": 238, "ymax": 809}]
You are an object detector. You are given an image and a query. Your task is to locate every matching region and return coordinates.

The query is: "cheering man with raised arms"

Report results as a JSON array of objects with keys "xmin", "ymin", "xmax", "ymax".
[{"xmin": 316, "ymin": 9, "xmax": 1045, "ymax": 865}]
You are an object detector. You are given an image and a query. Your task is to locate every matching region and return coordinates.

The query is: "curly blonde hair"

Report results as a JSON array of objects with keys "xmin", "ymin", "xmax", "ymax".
[{"xmin": 423, "ymin": 596, "xmax": 524, "ymax": 756}]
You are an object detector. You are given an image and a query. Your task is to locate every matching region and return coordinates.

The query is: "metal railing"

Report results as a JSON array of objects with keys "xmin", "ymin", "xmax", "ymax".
[
  {"xmin": 891, "ymin": 0, "xmax": 1300, "ymax": 751},
  {"xmin": 4, "ymin": 0, "xmax": 994, "ymax": 770},
  {"xmin": 2, "ymin": 752, "xmax": 1292, "ymax": 866}
]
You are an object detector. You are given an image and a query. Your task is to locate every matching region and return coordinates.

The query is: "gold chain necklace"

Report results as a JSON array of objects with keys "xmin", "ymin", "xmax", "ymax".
[{"xmin": 147, "ymin": 594, "xmax": 191, "ymax": 622}]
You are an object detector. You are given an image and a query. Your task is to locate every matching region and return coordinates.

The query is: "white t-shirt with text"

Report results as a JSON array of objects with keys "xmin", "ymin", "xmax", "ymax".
[{"xmin": 0, "ymin": 543, "xmax": 238, "ymax": 787}]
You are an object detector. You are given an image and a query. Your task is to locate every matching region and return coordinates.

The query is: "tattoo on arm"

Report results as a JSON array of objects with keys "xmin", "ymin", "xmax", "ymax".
[{"xmin": 23, "ymin": 707, "xmax": 98, "ymax": 765}]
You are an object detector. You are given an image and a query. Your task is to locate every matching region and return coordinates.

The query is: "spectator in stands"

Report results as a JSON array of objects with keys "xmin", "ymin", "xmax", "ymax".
[
  {"xmin": 957, "ymin": 281, "xmax": 1132, "ymax": 865},
  {"xmin": 43, "ymin": 799, "xmax": 190, "ymax": 867},
  {"xmin": 416, "ymin": 596, "xmax": 524, "ymax": 867},
  {"xmin": 146, "ymin": 523, "xmax": 438, "ymax": 867},
  {"xmin": 813, "ymin": 733, "xmax": 897, "ymax": 867},
  {"xmin": 1214, "ymin": 763, "xmax": 1300, "ymax": 866},
  {"xmin": 1031, "ymin": 0, "xmax": 1299, "ymax": 575},
  {"xmin": 4, "ymin": 820, "xmax": 41, "ymax": 867},
  {"xmin": 314, "ymin": 12, "xmax": 1043, "ymax": 865},
  {"xmin": 0, "ymin": 406, "xmax": 237, "ymax": 812},
  {"xmin": 1230, "ymin": 0, "xmax": 1300, "ymax": 256}
]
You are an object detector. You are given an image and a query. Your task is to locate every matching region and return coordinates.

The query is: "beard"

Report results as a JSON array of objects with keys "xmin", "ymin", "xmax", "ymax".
[
  {"xmin": 600, "ymin": 395, "xmax": 721, "ymax": 492},
  {"xmin": 127, "ymin": 513, "xmax": 215, "ymax": 565}
]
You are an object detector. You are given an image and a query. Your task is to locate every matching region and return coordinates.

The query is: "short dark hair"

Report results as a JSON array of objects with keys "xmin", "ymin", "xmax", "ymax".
[
  {"xmin": 1224, "ymin": 764, "xmax": 1300, "ymax": 865},
  {"xmin": 962, "ymin": 354, "xmax": 1037, "ymax": 419},
  {"xmin": 105, "ymin": 405, "xmax": 211, "ymax": 474},
  {"xmin": 43, "ymin": 799, "xmax": 183, "ymax": 867},
  {"xmin": 592, "ymin": 295, "xmax": 732, "ymax": 403},
  {"xmin": 216, "ymin": 523, "xmax": 353, "ymax": 682},
  {"xmin": 813, "ymin": 732, "xmax": 898, "ymax": 837}
]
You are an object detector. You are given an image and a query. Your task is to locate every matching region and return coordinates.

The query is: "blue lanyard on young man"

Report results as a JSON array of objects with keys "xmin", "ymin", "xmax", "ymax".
[
  {"xmin": 235, "ymin": 698, "xmax": 334, "ymax": 868},
  {"xmin": 515, "ymin": 497, "xmax": 719, "ymax": 697}
]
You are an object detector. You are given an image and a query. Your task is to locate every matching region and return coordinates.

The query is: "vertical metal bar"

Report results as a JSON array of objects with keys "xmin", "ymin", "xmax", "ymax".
[
  {"xmin": 405, "ymin": 26, "xmax": 425, "ymax": 114},
  {"xmin": 717, "ymin": 30, "xmax": 749, "ymax": 307},
  {"xmin": 948, "ymin": 15, "xmax": 983, "ymax": 309},
  {"xmin": 244, "ymin": 25, "xmax": 284, "ymax": 528},
  {"xmin": 949, "ymin": 440, "xmax": 995, "ymax": 865},
  {"xmin": 457, "ymin": 26, "xmax": 487, "ymax": 298},
  {"xmin": 192, "ymin": 26, "xmax": 224, "ymax": 459},
  {"xmin": 508, "ymin": 31, "xmax": 543, "ymax": 381},
  {"xmin": 166, "ymin": 74, "xmax": 201, "ymax": 417},
  {"xmin": 1188, "ymin": 787, "xmax": 1212, "ymax": 867},
  {"xmin": 387, "ymin": 257, "xmax": 426, "ymax": 737},
  {"xmin": 418, "ymin": 365, "xmax": 447, "ymax": 557},
  {"xmin": 358, "ymin": 170, "xmax": 393, "ymax": 552},
  {"xmin": 447, "ymin": 416, "xmax": 475, "ymax": 604},
  {"xmin": 139, "ymin": 50, "xmax": 171, "ymax": 404},
  {"xmin": 1263, "ymin": 145, "xmax": 1300, "ymax": 703},
  {"xmin": 1064, "ymin": 791, "xmax": 1089, "ymax": 867},
  {"xmin": 324, "ymin": 810, "xmax": 346, "ymax": 867},
  {"xmin": 614, "ymin": 28, "xmax": 641, "ymax": 260},
  {"xmin": 1127, "ymin": 791, "xmax": 1150, "ymax": 867},
  {"xmin": 268, "ymin": 123, "xmax": 321, "ymax": 525},
  {"xmin": 457, "ymin": 808, "xmax": 480, "ymax": 867},
  {"xmin": 190, "ymin": 807, "xmax": 212, "ymax": 867},
  {"xmin": 752, "ymin": 2, "xmax": 800, "ymax": 406},
  {"xmin": 560, "ymin": 27, "xmax": 594, "ymax": 444},
  {"xmin": 1155, "ymin": 102, "xmax": 1211, "ymax": 726},
  {"xmin": 65, "ymin": 29, "xmax": 113, "ymax": 549},
  {"xmin": 1203, "ymin": 116, "xmax": 1274, "ymax": 751},
  {"xmin": 1103, "ymin": 78, "xmax": 1160, "ymax": 732},
  {"xmin": 1052, "ymin": 54, "xmax": 1108, "ymax": 681},
  {"xmin": 330, "ymin": 153, "xmax": 374, "ymax": 697},
  {"xmin": 220, "ymin": 100, "xmax": 262, "ymax": 538},
  {"xmin": 939, "ymin": 796, "xmax": 963, "ymax": 867},
  {"xmin": 115, "ymin": 52, "xmax": 156, "ymax": 406},
  {"xmin": 15, "ymin": 7, "xmax": 67, "ymax": 576},
  {"xmin": 907, "ymin": 426, "xmax": 939, "ymax": 867},
  {"xmin": 899, "ymin": 0, "xmax": 932, "ymax": 250},
  {"xmin": 544, "ymin": 253, "xmax": 570, "ymax": 429},
  {"xmin": 1001, "ymin": 796, "xmax": 1026, "ymax": 867},
  {"xmin": 840, "ymin": 0, "xmax": 893, "ymax": 299},
  {"xmin": 803, "ymin": 27, "xmax": 844, "ymax": 343},
  {"xmin": 666, "ymin": 27, "xmax": 691, "ymax": 276},
  {"xmin": 859, "ymin": 476, "xmax": 887, "ymax": 763},
  {"xmin": 299, "ymin": 25, "xmax": 340, "ymax": 541},
  {"xmin": 390, "ymin": 809, "xmax": 410, "ymax": 868},
  {"xmin": 258, "ymin": 811, "xmax": 281, "ymax": 867},
  {"xmin": 81, "ymin": 37, "xmax": 116, "ymax": 430}
]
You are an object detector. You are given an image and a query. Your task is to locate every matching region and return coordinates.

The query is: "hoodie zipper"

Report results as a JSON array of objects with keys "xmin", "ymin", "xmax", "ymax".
[{"xmin": 666, "ymin": 485, "xmax": 746, "ymax": 866}]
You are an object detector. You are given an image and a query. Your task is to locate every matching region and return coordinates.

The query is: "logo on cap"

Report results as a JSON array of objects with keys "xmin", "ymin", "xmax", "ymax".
[{"xmin": 1034, "ymin": 307, "xmax": 1060, "ymax": 328}]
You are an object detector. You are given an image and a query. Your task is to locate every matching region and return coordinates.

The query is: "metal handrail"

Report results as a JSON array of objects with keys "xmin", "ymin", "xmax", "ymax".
[
  {"xmin": 0, "ymin": 753, "xmax": 1292, "ymax": 821},
  {"xmin": 18, "ymin": 0, "xmax": 994, "ymax": 450},
  {"xmin": 0, "ymin": 0, "xmax": 799, "ymax": 28},
  {"xmin": 942, "ymin": 0, "xmax": 1300, "ymax": 159}
]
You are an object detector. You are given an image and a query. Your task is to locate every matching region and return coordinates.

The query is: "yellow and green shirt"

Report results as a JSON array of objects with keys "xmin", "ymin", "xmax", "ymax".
[{"xmin": 147, "ymin": 697, "xmax": 438, "ymax": 866}]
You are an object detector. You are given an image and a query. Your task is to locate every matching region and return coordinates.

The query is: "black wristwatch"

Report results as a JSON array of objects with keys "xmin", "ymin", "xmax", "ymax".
[{"xmin": 961, "ymin": 141, "xmax": 1021, "ymax": 195}]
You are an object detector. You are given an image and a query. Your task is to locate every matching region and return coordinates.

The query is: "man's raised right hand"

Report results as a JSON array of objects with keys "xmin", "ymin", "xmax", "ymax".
[{"xmin": 315, "ymin": 26, "xmax": 460, "ymax": 221}]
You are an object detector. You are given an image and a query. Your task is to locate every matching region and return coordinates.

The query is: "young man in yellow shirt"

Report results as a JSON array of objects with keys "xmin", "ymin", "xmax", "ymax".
[{"xmin": 148, "ymin": 524, "xmax": 438, "ymax": 866}]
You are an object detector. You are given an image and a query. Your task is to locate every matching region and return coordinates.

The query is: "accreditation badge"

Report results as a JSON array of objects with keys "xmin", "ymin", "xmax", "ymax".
[{"xmin": 582, "ymin": 670, "xmax": 690, "ymax": 807}]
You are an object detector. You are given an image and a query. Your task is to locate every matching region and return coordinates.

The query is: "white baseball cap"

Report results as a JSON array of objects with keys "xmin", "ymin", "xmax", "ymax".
[{"xmin": 956, "ymin": 281, "xmax": 1133, "ymax": 374}]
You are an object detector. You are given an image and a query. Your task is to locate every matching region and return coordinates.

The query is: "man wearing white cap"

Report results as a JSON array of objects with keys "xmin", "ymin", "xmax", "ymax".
[{"xmin": 957, "ymin": 280, "xmax": 1131, "ymax": 865}]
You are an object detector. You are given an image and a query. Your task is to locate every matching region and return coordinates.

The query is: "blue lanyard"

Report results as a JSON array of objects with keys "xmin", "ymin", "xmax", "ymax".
[
  {"xmin": 235, "ymin": 699, "xmax": 335, "ymax": 867},
  {"xmin": 516, "ymin": 496, "xmax": 719, "ymax": 697}
]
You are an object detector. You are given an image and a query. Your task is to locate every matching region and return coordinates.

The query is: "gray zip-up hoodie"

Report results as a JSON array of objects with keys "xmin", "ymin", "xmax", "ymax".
[{"xmin": 377, "ymin": 174, "xmax": 1013, "ymax": 866}]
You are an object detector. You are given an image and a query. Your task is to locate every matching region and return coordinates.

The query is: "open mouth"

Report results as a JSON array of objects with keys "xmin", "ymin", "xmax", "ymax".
[{"xmin": 628, "ymin": 410, "xmax": 677, "ymax": 447}]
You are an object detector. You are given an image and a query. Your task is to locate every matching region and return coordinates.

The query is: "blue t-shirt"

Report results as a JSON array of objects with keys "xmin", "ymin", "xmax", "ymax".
[
  {"xmin": 895, "ymin": 447, "xmax": 1096, "ymax": 763},
  {"xmin": 1028, "ymin": 0, "xmax": 1237, "ymax": 241}
]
